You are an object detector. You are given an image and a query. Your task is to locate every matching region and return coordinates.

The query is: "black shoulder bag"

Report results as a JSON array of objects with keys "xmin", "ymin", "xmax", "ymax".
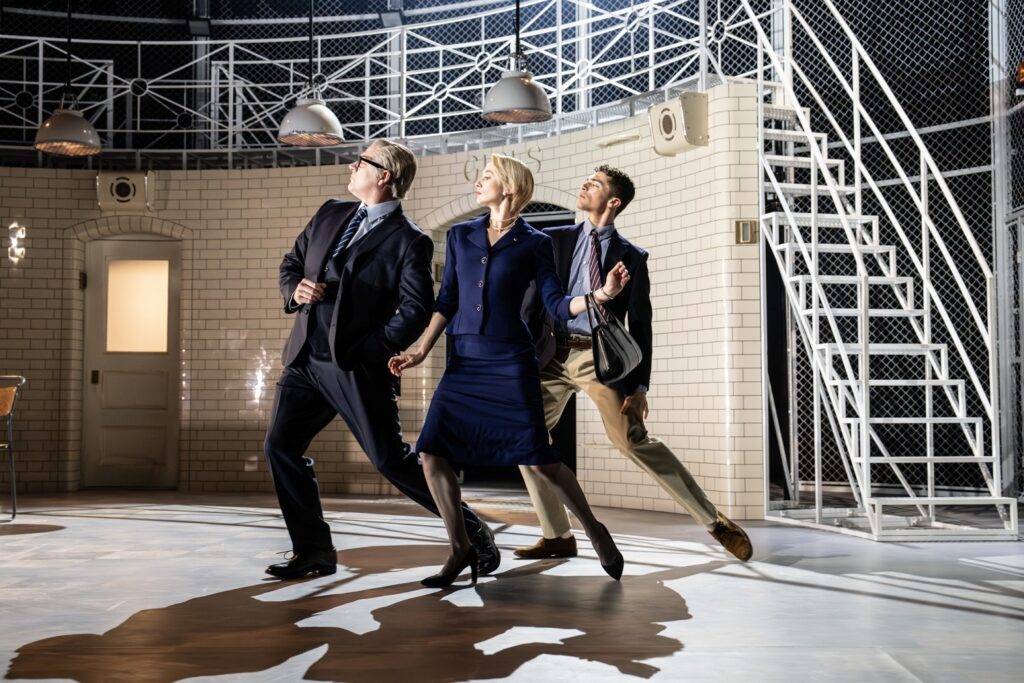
[{"xmin": 584, "ymin": 293, "xmax": 642, "ymax": 385}]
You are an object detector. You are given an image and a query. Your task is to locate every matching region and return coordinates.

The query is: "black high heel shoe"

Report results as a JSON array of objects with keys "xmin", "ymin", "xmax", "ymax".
[
  {"xmin": 596, "ymin": 523, "xmax": 624, "ymax": 581},
  {"xmin": 421, "ymin": 546, "xmax": 479, "ymax": 588}
]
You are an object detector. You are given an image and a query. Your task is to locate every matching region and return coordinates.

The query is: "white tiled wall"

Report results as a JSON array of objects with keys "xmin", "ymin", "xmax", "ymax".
[{"xmin": 0, "ymin": 82, "xmax": 764, "ymax": 520}]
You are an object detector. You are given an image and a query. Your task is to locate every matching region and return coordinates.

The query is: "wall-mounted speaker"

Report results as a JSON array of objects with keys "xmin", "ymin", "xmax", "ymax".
[
  {"xmin": 648, "ymin": 92, "xmax": 709, "ymax": 156},
  {"xmin": 97, "ymin": 172, "xmax": 156, "ymax": 212}
]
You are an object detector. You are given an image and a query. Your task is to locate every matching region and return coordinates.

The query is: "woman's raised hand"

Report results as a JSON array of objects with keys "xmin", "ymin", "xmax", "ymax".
[
  {"xmin": 603, "ymin": 261, "xmax": 631, "ymax": 298},
  {"xmin": 388, "ymin": 350, "xmax": 426, "ymax": 377}
]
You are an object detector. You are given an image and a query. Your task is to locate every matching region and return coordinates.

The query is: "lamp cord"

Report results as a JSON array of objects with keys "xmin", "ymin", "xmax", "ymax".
[
  {"xmin": 64, "ymin": 0, "xmax": 72, "ymax": 96},
  {"xmin": 514, "ymin": 0, "xmax": 521, "ymax": 57},
  {"xmin": 307, "ymin": 0, "xmax": 314, "ymax": 89}
]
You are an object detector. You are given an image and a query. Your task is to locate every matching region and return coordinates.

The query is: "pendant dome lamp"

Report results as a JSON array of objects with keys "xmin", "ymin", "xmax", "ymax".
[
  {"xmin": 34, "ymin": 0, "xmax": 101, "ymax": 157},
  {"xmin": 278, "ymin": 0, "xmax": 344, "ymax": 146},
  {"xmin": 481, "ymin": 0, "xmax": 552, "ymax": 124}
]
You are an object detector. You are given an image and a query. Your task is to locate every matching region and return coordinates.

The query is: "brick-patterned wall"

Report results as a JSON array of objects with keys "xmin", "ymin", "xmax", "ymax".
[{"xmin": 0, "ymin": 82, "xmax": 764, "ymax": 520}]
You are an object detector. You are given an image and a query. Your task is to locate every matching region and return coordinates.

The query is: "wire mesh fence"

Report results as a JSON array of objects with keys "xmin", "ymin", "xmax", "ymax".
[
  {"xmin": 764, "ymin": 0, "xmax": 1010, "ymax": 500},
  {"xmin": 0, "ymin": 0, "xmax": 710, "ymax": 161}
]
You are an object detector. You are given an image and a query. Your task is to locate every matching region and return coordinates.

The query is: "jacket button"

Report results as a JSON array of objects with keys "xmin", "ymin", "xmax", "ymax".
[
  {"xmin": 477, "ymin": 280, "xmax": 484, "ymax": 288},
  {"xmin": 481, "ymin": 256, "xmax": 487, "ymax": 264},
  {"xmin": 475, "ymin": 304, "xmax": 482, "ymax": 312}
]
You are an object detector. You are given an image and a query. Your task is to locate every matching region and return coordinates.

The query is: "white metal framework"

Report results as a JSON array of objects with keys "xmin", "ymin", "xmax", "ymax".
[
  {"xmin": 0, "ymin": 0, "xmax": 714, "ymax": 167},
  {"xmin": 745, "ymin": 0, "xmax": 1017, "ymax": 539}
]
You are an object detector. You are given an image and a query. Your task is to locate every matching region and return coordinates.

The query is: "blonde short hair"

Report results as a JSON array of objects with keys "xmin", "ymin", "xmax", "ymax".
[
  {"xmin": 373, "ymin": 139, "xmax": 417, "ymax": 199},
  {"xmin": 489, "ymin": 153, "xmax": 534, "ymax": 217}
]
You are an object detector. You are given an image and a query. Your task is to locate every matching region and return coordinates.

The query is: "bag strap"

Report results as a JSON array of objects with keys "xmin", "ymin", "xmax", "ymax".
[{"xmin": 584, "ymin": 292, "xmax": 609, "ymax": 330}]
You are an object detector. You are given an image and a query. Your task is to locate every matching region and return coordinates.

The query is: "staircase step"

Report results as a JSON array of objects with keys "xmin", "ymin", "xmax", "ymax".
[
  {"xmin": 789, "ymin": 274, "xmax": 912, "ymax": 286},
  {"xmin": 816, "ymin": 342, "xmax": 946, "ymax": 355},
  {"xmin": 765, "ymin": 155, "xmax": 845, "ymax": 186},
  {"xmin": 838, "ymin": 416, "xmax": 982, "ymax": 425},
  {"xmin": 763, "ymin": 104, "xmax": 811, "ymax": 121},
  {"xmin": 861, "ymin": 456, "xmax": 990, "ymax": 463},
  {"xmin": 762, "ymin": 212, "xmax": 877, "ymax": 229},
  {"xmin": 768, "ymin": 181, "xmax": 856, "ymax": 196},
  {"xmin": 763, "ymin": 129, "xmax": 826, "ymax": 144},
  {"xmin": 866, "ymin": 495, "xmax": 1012, "ymax": 505},
  {"xmin": 800, "ymin": 307, "xmax": 926, "ymax": 318},
  {"xmin": 764, "ymin": 154, "xmax": 843, "ymax": 170},
  {"xmin": 827, "ymin": 379, "xmax": 964, "ymax": 388},
  {"xmin": 778, "ymin": 243, "xmax": 892, "ymax": 255}
]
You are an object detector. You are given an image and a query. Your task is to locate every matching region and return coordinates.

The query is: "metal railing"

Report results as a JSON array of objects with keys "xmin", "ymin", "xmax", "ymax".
[{"xmin": 0, "ymin": 0, "xmax": 709, "ymax": 166}]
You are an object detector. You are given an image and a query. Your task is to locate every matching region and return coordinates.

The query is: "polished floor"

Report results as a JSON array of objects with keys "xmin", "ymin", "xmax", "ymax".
[{"xmin": 0, "ymin": 490, "xmax": 1021, "ymax": 683}]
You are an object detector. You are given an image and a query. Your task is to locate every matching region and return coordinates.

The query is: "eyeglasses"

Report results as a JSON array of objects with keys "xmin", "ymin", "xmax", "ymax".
[{"xmin": 354, "ymin": 155, "xmax": 392, "ymax": 177}]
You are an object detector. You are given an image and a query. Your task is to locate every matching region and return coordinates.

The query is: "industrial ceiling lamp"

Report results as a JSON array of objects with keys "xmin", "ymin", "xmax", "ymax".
[
  {"xmin": 481, "ymin": 0, "xmax": 552, "ymax": 124},
  {"xmin": 34, "ymin": 0, "xmax": 101, "ymax": 157},
  {"xmin": 277, "ymin": 0, "xmax": 343, "ymax": 146}
]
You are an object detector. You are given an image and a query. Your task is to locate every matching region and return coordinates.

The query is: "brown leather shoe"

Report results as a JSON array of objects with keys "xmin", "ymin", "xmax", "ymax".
[
  {"xmin": 513, "ymin": 535, "xmax": 578, "ymax": 559},
  {"xmin": 709, "ymin": 513, "xmax": 753, "ymax": 561}
]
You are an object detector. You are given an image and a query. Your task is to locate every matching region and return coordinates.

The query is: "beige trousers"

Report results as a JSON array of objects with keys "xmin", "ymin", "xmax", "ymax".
[{"xmin": 519, "ymin": 347, "xmax": 719, "ymax": 537}]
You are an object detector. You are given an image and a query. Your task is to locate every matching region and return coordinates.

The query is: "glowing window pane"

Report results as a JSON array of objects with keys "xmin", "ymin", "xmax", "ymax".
[{"xmin": 106, "ymin": 259, "xmax": 169, "ymax": 353}]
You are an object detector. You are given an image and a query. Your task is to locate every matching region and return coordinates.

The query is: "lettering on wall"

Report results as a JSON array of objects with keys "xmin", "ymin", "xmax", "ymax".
[{"xmin": 462, "ymin": 145, "xmax": 544, "ymax": 182}]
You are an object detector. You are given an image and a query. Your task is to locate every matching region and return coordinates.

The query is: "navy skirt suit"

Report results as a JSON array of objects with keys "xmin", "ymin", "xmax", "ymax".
[{"xmin": 416, "ymin": 214, "xmax": 575, "ymax": 466}]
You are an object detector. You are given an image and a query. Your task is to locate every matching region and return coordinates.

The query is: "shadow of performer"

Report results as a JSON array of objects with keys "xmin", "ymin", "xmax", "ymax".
[{"xmin": 8, "ymin": 545, "xmax": 723, "ymax": 682}]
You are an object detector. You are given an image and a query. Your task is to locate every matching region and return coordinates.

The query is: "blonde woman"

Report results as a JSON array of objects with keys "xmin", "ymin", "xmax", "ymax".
[{"xmin": 389, "ymin": 154, "xmax": 629, "ymax": 586}]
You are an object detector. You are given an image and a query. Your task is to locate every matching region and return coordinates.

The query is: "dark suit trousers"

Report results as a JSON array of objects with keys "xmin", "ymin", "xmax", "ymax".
[{"xmin": 264, "ymin": 352, "xmax": 484, "ymax": 553}]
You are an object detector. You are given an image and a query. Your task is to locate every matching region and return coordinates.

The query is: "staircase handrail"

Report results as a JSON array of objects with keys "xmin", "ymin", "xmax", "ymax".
[{"xmin": 740, "ymin": 0, "xmax": 994, "ymax": 420}]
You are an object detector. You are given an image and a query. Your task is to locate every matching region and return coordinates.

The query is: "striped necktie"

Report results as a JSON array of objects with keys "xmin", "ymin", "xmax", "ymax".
[
  {"xmin": 588, "ymin": 229, "xmax": 606, "ymax": 315},
  {"xmin": 325, "ymin": 205, "xmax": 368, "ymax": 272}
]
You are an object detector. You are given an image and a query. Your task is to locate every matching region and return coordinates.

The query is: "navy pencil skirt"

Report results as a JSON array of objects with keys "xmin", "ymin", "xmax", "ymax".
[{"xmin": 415, "ymin": 335, "xmax": 560, "ymax": 467}]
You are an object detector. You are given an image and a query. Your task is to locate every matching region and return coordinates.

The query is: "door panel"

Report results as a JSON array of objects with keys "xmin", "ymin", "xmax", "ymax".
[
  {"xmin": 101, "ymin": 371, "xmax": 169, "ymax": 410},
  {"xmin": 83, "ymin": 239, "xmax": 181, "ymax": 488},
  {"xmin": 100, "ymin": 426, "xmax": 169, "ymax": 468}
]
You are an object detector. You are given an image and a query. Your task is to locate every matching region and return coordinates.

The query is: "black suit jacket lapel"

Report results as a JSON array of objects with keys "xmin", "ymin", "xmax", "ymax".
[
  {"xmin": 312, "ymin": 202, "xmax": 361, "ymax": 275},
  {"xmin": 602, "ymin": 230, "xmax": 626, "ymax": 276},
  {"xmin": 555, "ymin": 224, "xmax": 582, "ymax": 287},
  {"xmin": 342, "ymin": 209, "xmax": 406, "ymax": 275}
]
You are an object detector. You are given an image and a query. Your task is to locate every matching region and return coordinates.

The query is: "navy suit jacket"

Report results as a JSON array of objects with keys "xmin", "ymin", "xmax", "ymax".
[
  {"xmin": 279, "ymin": 199, "xmax": 435, "ymax": 370},
  {"xmin": 436, "ymin": 214, "xmax": 573, "ymax": 342},
  {"xmin": 523, "ymin": 222, "xmax": 653, "ymax": 396}
]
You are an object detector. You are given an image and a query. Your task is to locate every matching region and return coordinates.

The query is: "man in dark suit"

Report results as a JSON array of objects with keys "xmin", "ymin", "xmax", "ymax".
[
  {"xmin": 264, "ymin": 140, "xmax": 499, "ymax": 579},
  {"xmin": 516, "ymin": 165, "xmax": 753, "ymax": 562}
]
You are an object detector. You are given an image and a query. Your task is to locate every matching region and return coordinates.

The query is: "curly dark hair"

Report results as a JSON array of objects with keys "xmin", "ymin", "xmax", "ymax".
[{"xmin": 595, "ymin": 164, "xmax": 635, "ymax": 217}]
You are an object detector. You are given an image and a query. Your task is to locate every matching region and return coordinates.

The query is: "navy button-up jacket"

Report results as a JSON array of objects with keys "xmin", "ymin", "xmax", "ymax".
[{"xmin": 436, "ymin": 214, "xmax": 574, "ymax": 342}]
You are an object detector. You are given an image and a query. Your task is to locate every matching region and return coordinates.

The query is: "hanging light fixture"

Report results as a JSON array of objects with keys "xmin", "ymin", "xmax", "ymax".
[
  {"xmin": 481, "ymin": 0, "xmax": 552, "ymax": 124},
  {"xmin": 34, "ymin": 0, "xmax": 101, "ymax": 157},
  {"xmin": 277, "ymin": 0, "xmax": 343, "ymax": 146}
]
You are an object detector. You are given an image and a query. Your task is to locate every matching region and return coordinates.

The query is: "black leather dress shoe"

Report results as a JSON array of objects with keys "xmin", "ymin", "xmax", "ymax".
[
  {"xmin": 265, "ymin": 549, "xmax": 337, "ymax": 580},
  {"xmin": 470, "ymin": 524, "xmax": 501, "ymax": 575}
]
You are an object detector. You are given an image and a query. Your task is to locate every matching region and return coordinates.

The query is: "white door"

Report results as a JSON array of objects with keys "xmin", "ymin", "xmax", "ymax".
[{"xmin": 83, "ymin": 238, "xmax": 181, "ymax": 487}]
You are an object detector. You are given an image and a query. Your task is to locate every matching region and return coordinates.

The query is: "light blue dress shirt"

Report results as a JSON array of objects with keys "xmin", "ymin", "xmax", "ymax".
[
  {"xmin": 558, "ymin": 219, "xmax": 616, "ymax": 336},
  {"xmin": 350, "ymin": 199, "xmax": 401, "ymax": 245}
]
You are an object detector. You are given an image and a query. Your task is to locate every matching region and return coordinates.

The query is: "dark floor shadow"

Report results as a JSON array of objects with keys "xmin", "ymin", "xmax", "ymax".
[
  {"xmin": 0, "ymin": 523, "xmax": 64, "ymax": 536},
  {"xmin": 6, "ymin": 544, "xmax": 722, "ymax": 683}
]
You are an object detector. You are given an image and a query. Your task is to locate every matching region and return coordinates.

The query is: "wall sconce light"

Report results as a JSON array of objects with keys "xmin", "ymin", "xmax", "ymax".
[
  {"xmin": 8, "ymin": 222, "xmax": 26, "ymax": 264},
  {"xmin": 379, "ymin": 0, "xmax": 405, "ymax": 27}
]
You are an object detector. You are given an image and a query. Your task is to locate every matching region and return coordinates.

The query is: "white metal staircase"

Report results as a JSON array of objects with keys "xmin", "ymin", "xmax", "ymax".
[{"xmin": 741, "ymin": 0, "xmax": 1018, "ymax": 540}]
